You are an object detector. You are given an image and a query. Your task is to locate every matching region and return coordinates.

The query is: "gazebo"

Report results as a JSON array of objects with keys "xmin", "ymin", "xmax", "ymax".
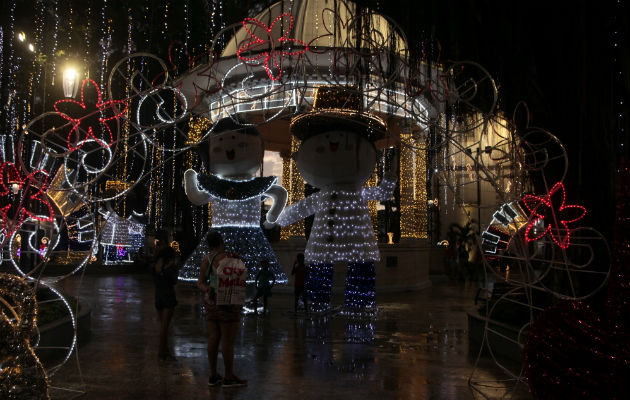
[{"xmin": 176, "ymin": 0, "xmax": 451, "ymax": 290}]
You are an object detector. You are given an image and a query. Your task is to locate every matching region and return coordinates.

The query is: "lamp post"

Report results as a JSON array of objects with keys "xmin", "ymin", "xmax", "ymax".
[{"xmin": 62, "ymin": 66, "xmax": 81, "ymax": 98}]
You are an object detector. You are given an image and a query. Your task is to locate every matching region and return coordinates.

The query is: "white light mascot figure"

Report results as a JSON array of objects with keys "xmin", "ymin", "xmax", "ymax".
[
  {"xmin": 182, "ymin": 117, "xmax": 288, "ymax": 284},
  {"xmin": 268, "ymin": 86, "xmax": 398, "ymax": 314}
]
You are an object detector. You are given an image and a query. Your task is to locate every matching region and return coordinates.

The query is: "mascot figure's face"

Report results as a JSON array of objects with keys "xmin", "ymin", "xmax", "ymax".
[
  {"xmin": 208, "ymin": 130, "xmax": 263, "ymax": 179},
  {"xmin": 295, "ymin": 130, "xmax": 376, "ymax": 189}
]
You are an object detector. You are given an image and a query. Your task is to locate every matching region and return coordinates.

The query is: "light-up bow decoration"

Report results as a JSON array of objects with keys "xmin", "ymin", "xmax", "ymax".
[
  {"xmin": 54, "ymin": 79, "xmax": 128, "ymax": 152},
  {"xmin": 237, "ymin": 13, "xmax": 308, "ymax": 81},
  {"xmin": 0, "ymin": 162, "xmax": 54, "ymax": 245},
  {"xmin": 523, "ymin": 182, "xmax": 587, "ymax": 249}
]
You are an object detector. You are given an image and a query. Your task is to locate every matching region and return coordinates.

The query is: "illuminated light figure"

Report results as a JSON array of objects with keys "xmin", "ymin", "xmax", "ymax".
[
  {"xmin": 182, "ymin": 117, "xmax": 288, "ymax": 283},
  {"xmin": 523, "ymin": 182, "xmax": 586, "ymax": 249},
  {"xmin": 38, "ymin": 237, "xmax": 49, "ymax": 259},
  {"xmin": 99, "ymin": 205, "xmax": 145, "ymax": 265},
  {"xmin": 481, "ymin": 201, "xmax": 528, "ymax": 255},
  {"xmin": 270, "ymin": 86, "xmax": 398, "ymax": 314}
]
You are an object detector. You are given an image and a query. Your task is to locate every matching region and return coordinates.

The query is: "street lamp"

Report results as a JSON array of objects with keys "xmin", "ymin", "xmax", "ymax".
[{"xmin": 62, "ymin": 66, "xmax": 80, "ymax": 98}]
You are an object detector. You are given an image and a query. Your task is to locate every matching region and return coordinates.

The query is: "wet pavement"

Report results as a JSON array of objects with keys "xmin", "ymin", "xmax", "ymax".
[{"xmin": 48, "ymin": 273, "xmax": 531, "ymax": 399}]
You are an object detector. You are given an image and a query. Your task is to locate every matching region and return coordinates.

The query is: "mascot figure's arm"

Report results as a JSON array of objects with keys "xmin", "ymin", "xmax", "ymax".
[
  {"xmin": 184, "ymin": 169, "xmax": 212, "ymax": 206},
  {"xmin": 272, "ymin": 192, "xmax": 322, "ymax": 227},
  {"xmin": 362, "ymin": 153, "xmax": 399, "ymax": 201},
  {"xmin": 264, "ymin": 184, "xmax": 288, "ymax": 224}
]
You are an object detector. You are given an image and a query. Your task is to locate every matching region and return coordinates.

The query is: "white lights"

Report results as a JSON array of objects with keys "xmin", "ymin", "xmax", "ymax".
[
  {"xmin": 208, "ymin": 79, "xmax": 429, "ymax": 129},
  {"xmin": 17, "ymin": 31, "xmax": 25, "ymax": 42},
  {"xmin": 28, "ymin": 43, "xmax": 35, "ymax": 52},
  {"xmin": 181, "ymin": 170, "xmax": 288, "ymax": 283},
  {"xmin": 212, "ymin": 197, "xmax": 262, "ymax": 227},
  {"xmin": 100, "ymin": 211, "xmax": 145, "ymax": 265},
  {"xmin": 275, "ymin": 175, "xmax": 397, "ymax": 264}
]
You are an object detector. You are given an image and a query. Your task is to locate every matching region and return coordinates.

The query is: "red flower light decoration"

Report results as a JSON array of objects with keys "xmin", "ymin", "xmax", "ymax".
[
  {"xmin": 237, "ymin": 13, "xmax": 308, "ymax": 81},
  {"xmin": 523, "ymin": 182, "xmax": 586, "ymax": 249},
  {"xmin": 54, "ymin": 79, "xmax": 128, "ymax": 152},
  {"xmin": 0, "ymin": 162, "xmax": 54, "ymax": 243}
]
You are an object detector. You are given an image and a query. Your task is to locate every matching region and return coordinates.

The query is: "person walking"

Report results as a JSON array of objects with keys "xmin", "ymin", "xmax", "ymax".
[
  {"xmin": 252, "ymin": 259, "xmax": 276, "ymax": 315},
  {"xmin": 198, "ymin": 230, "xmax": 247, "ymax": 387},
  {"xmin": 291, "ymin": 253, "xmax": 308, "ymax": 313},
  {"xmin": 152, "ymin": 230, "xmax": 179, "ymax": 361}
]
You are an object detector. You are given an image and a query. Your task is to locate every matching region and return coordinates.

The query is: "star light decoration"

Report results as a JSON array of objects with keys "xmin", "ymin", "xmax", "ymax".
[
  {"xmin": 523, "ymin": 182, "xmax": 586, "ymax": 249},
  {"xmin": 54, "ymin": 78, "xmax": 127, "ymax": 152},
  {"xmin": 0, "ymin": 162, "xmax": 54, "ymax": 244},
  {"xmin": 236, "ymin": 13, "xmax": 308, "ymax": 81}
]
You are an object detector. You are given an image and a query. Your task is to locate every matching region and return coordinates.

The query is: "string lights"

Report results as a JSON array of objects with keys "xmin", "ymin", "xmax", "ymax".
[
  {"xmin": 0, "ymin": 273, "xmax": 50, "ymax": 400},
  {"xmin": 180, "ymin": 171, "xmax": 287, "ymax": 284},
  {"xmin": 481, "ymin": 201, "xmax": 528, "ymax": 255},
  {"xmin": 0, "ymin": 161, "xmax": 54, "ymax": 243},
  {"xmin": 280, "ymin": 136, "xmax": 305, "ymax": 240},
  {"xmin": 399, "ymin": 132, "xmax": 428, "ymax": 239},
  {"xmin": 523, "ymin": 182, "xmax": 586, "ymax": 249},
  {"xmin": 237, "ymin": 13, "xmax": 308, "ymax": 81},
  {"xmin": 275, "ymin": 170, "xmax": 396, "ymax": 312},
  {"xmin": 54, "ymin": 78, "xmax": 128, "ymax": 152},
  {"xmin": 100, "ymin": 211, "xmax": 145, "ymax": 265}
]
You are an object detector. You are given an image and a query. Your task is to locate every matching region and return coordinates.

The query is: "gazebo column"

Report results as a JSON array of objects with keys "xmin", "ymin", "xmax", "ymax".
[
  {"xmin": 280, "ymin": 137, "xmax": 305, "ymax": 240},
  {"xmin": 399, "ymin": 132, "xmax": 428, "ymax": 240}
]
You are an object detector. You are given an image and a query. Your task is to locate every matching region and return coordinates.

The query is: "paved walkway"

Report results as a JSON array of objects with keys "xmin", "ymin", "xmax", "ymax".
[{"xmin": 48, "ymin": 273, "xmax": 531, "ymax": 399}]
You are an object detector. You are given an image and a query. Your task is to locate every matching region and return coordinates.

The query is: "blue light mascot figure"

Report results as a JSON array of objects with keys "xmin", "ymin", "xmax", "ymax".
[{"xmin": 268, "ymin": 87, "xmax": 398, "ymax": 314}]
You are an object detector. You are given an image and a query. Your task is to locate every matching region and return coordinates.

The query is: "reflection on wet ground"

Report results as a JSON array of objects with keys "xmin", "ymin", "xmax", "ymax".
[{"xmin": 50, "ymin": 274, "xmax": 531, "ymax": 399}]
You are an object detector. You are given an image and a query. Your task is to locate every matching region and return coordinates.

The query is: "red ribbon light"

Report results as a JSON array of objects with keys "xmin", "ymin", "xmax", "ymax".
[
  {"xmin": 523, "ymin": 182, "xmax": 586, "ymax": 249},
  {"xmin": 0, "ymin": 162, "xmax": 54, "ymax": 242},
  {"xmin": 54, "ymin": 79, "xmax": 128, "ymax": 152},
  {"xmin": 237, "ymin": 13, "xmax": 308, "ymax": 81}
]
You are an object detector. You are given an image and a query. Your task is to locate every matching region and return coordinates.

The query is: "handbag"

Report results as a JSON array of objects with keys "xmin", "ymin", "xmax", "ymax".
[{"xmin": 213, "ymin": 255, "xmax": 247, "ymax": 305}]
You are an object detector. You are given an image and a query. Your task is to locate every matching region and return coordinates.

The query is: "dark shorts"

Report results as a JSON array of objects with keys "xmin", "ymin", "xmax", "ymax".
[
  {"xmin": 155, "ymin": 290, "xmax": 177, "ymax": 310},
  {"xmin": 204, "ymin": 304, "xmax": 242, "ymax": 323}
]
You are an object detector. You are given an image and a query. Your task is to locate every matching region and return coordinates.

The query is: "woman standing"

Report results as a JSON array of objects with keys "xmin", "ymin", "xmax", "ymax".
[
  {"xmin": 152, "ymin": 230, "xmax": 179, "ymax": 361},
  {"xmin": 198, "ymin": 230, "xmax": 247, "ymax": 387}
]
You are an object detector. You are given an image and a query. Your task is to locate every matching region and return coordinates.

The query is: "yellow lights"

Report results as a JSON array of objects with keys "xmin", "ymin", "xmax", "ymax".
[
  {"xmin": 187, "ymin": 116, "xmax": 212, "ymax": 145},
  {"xmin": 366, "ymin": 165, "xmax": 378, "ymax": 236},
  {"xmin": 399, "ymin": 132, "xmax": 428, "ymax": 239},
  {"xmin": 186, "ymin": 116, "xmax": 215, "ymax": 230},
  {"xmin": 105, "ymin": 180, "xmax": 131, "ymax": 194},
  {"xmin": 280, "ymin": 137, "xmax": 305, "ymax": 240},
  {"xmin": 17, "ymin": 32, "xmax": 26, "ymax": 42},
  {"xmin": 387, "ymin": 232, "xmax": 394, "ymax": 244}
]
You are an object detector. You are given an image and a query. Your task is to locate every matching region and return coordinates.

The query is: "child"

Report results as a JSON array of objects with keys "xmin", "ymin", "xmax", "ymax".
[
  {"xmin": 291, "ymin": 253, "xmax": 308, "ymax": 312},
  {"xmin": 253, "ymin": 259, "xmax": 275, "ymax": 315}
]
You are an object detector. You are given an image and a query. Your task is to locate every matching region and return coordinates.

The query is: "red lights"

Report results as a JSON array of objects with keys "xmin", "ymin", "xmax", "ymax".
[
  {"xmin": 237, "ymin": 13, "xmax": 308, "ymax": 81},
  {"xmin": 523, "ymin": 182, "xmax": 586, "ymax": 249},
  {"xmin": 0, "ymin": 162, "xmax": 54, "ymax": 242},
  {"xmin": 54, "ymin": 79, "xmax": 128, "ymax": 152}
]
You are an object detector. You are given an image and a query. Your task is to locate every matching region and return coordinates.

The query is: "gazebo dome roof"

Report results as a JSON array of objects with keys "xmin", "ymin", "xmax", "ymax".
[{"xmin": 221, "ymin": 0, "xmax": 408, "ymax": 58}]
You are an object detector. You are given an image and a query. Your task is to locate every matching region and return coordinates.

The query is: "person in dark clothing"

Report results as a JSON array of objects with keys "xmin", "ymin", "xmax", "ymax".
[
  {"xmin": 152, "ymin": 230, "xmax": 179, "ymax": 361},
  {"xmin": 291, "ymin": 253, "xmax": 308, "ymax": 312},
  {"xmin": 253, "ymin": 259, "xmax": 276, "ymax": 315}
]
